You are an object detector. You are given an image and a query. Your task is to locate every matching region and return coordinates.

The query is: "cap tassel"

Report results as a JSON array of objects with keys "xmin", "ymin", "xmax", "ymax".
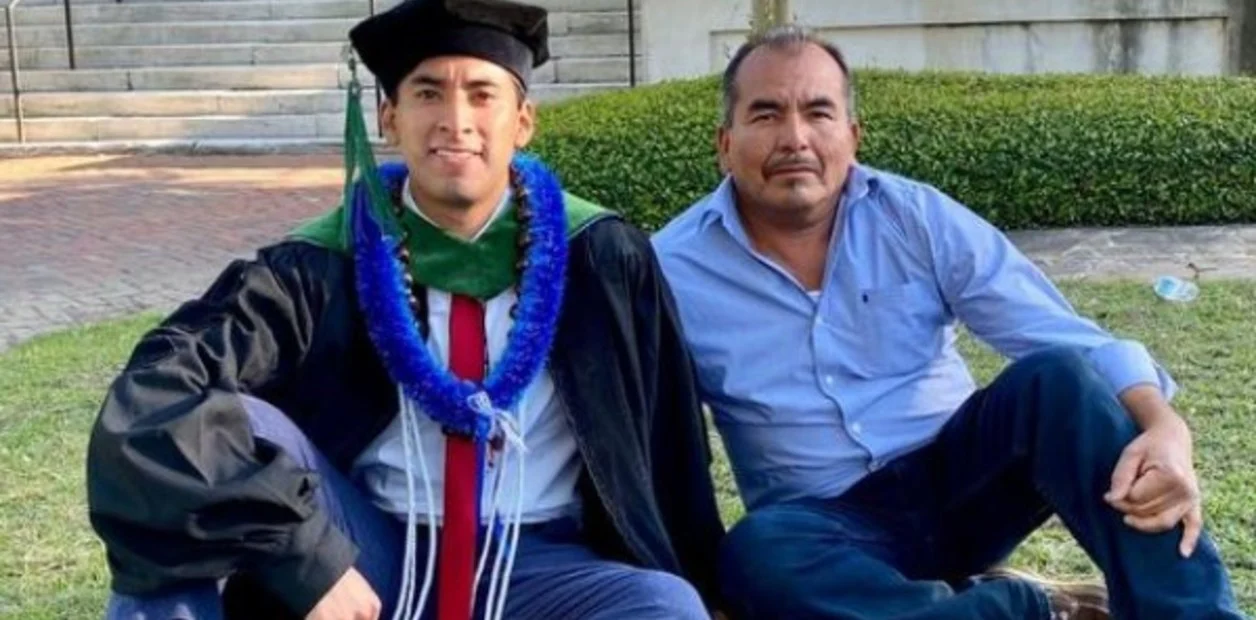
[{"xmin": 342, "ymin": 44, "xmax": 402, "ymax": 249}]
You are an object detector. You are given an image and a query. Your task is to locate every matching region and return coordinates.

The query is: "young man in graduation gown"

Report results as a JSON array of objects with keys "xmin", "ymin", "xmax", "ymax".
[{"xmin": 86, "ymin": 1, "xmax": 724, "ymax": 619}]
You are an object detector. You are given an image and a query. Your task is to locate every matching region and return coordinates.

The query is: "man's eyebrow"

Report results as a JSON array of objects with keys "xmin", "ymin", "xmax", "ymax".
[
  {"xmin": 406, "ymin": 74, "xmax": 444, "ymax": 88},
  {"xmin": 465, "ymin": 79, "xmax": 503, "ymax": 90},
  {"xmin": 746, "ymin": 98, "xmax": 783, "ymax": 114},
  {"xmin": 806, "ymin": 96, "xmax": 837, "ymax": 110},
  {"xmin": 405, "ymin": 75, "xmax": 506, "ymax": 91}
]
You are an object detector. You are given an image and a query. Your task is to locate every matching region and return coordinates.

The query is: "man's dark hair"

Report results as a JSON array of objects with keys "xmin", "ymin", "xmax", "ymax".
[{"xmin": 720, "ymin": 24, "xmax": 858, "ymax": 127}]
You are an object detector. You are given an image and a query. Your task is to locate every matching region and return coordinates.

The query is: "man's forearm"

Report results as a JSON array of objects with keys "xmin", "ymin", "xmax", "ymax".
[{"xmin": 1119, "ymin": 383, "xmax": 1189, "ymax": 434}]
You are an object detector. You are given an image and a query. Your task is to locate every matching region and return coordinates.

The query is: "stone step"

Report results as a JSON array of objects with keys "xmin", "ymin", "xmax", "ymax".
[
  {"xmin": 0, "ymin": 83, "xmax": 627, "ymax": 142},
  {"xmin": 8, "ymin": 0, "xmax": 115, "ymax": 6},
  {"xmin": 0, "ymin": 64, "xmax": 362, "ymax": 92},
  {"xmin": 309, "ymin": 0, "xmax": 634, "ymax": 10},
  {"xmin": 12, "ymin": 0, "xmax": 629, "ymax": 10},
  {"xmin": 0, "ymin": 88, "xmax": 358, "ymax": 117},
  {"xmin": 0, "ymin": 18, "xmax": 360, "ymax": 47},
  {"xmin": 0, "ymin": 138, "xmax": 384, "ymax": 157},
  {"xmin": 2, "ymin": 42, "xmax": 352, "ymax": 70},
  {"xmin": 13, "ymin": 0, "xmax": 371, "ymax": 26},
  {"xmin": 0, "ymin": 55, "xmax": 630, "ymax": 92},
  {"xmin": 352, "ymin": 0, "xmax": 634, "ymax": 11},
  {"xmin": 0, "ymin": 21, "xmax": 631, "ymax": 54},
  {"xmin": 2, "ymin": 38, "xmax": 635, "ymax": 80},
  {"xmin": 11, "ymin": 1, "xmax": 632, "ymax": 27},
  {"xmin": 550, "ymin": 32, "xmax": 637, "ymax": 58},
  {"xmin": 4, "ymin": 31, "xmax": 634, "ymax": 71},
  {"xmin": 531, "ymin": 0, "xmax": 633, "ymax": 11},
  {"xmin": 0, "ymin": 111, "xmax": 374, "ymax": 142},
  {"xmin": 548, "ymin": 10, "xmax": 633, "ymax": 37}
]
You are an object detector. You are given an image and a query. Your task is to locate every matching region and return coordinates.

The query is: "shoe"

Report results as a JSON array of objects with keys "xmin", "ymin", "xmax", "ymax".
[{"xmin": 979, "ymin": 566, "xmax": 1109, "ymax": 620}]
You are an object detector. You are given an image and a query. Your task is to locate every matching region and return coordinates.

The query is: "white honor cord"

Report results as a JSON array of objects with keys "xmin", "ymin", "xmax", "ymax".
[
  {"xmin": 471, "ymin": 394, "xmax": 519, "ymax": 618},
  {"xmin": 390, "ymin": 388, "xmax": 417, "ymax": 620},
  {"xmin": 474, "ymin": 402, "xmax": 512, "ymax": 601},
  {"xmin": 390, "ymin": 388, "xmax": 439, "ymax": 620},
  {"xmin": 390, "ymin": 389, "xmax": 526, "ymax": 620},
  {"xmin": 410, "ymin": 395, "xmax": 439, "ymax": 620},
  {"xmin": 482, "ymin": 446, "xmax": 510, "ymax": 618},
  {"xmin": 473, "ymin": 450, "xmax": 508, "ymax": 597},
  {"xmin": 484, "ymin": 410, "xmax": 528, "ymax": 620},
  {"xmin": 490, "ymin": 442, "xmax": 527, "ymax": 620}
]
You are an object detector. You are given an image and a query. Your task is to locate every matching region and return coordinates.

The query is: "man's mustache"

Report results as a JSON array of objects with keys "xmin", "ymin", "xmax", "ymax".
[{"xmin": 764, "ymin": 155, "xmax": 821, "ymax": 175}]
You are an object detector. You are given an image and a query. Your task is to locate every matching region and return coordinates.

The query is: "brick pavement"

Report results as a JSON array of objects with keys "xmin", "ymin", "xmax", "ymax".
[
  {"xmin": 2, "ymin": 154, "xmax": 1255, "ymax": 352},
  {"xmin": 0, "ymin": 154, "xmax": 344, "ymax": 351}
]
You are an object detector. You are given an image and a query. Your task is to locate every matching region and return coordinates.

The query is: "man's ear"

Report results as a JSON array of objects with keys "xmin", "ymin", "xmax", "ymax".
[
  {"xmin": 380, "ymin": 97, "xmax": 399, "ymax": 146},
  {"xmin": 716, "ymin": 126, "xmax": 731, "ymax": 174},
  {"xmin": 514, "ymin": 99, "xmax": 537, "ymax": 149}
]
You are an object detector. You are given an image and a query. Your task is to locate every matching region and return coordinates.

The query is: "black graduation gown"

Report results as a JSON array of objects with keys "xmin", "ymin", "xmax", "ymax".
[{"xmin": 84, "ymin": 215, "xmax": 726, "ymax": 617}]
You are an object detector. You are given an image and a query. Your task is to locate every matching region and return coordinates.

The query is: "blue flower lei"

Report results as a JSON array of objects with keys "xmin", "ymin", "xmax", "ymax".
[{"xmin": 351, "ymin": 153, "xmax": 568, "ymax": 443}]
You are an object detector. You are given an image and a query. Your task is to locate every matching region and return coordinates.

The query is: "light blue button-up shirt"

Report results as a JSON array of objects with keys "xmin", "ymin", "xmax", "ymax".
[{"xmin": 651, "ymin": 164, "xmax": 1177, "ymax": 511}]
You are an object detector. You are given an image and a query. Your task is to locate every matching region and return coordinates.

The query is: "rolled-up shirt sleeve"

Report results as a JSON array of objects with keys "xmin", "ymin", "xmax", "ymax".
[{"xmin": 1088, "ymin": 339, "xmax": 1178, "ymax": 400}]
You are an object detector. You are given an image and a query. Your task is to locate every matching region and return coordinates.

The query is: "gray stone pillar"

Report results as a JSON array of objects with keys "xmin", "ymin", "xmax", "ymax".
[{"xmin": 1231, "ymin": 0, "xmax": 1256, "ymax": 74}]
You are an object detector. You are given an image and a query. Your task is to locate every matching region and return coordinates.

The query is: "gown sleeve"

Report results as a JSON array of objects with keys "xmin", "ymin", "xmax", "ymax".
[
  {"xmin": 571, "ymin": 218, "xmax": 727, "ymax": 608},
  {"xmin": 631, "ymin": 228, "xmax": 727, "ymax": 609},
  {"xmin": 85, "ymin": 241, "xmax": 357, "ymax": 616}
]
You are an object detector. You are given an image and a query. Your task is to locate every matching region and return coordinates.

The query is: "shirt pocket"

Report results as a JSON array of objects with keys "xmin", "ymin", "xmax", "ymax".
[{"xmin": 848, "ymin": 280, "xmax": 944, "ymax": 378}]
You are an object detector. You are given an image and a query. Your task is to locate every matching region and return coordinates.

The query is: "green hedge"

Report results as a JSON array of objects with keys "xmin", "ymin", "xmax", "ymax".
[{"xmin": 528, "ymin": 70, "xmax": 1256, "ymax": 231}]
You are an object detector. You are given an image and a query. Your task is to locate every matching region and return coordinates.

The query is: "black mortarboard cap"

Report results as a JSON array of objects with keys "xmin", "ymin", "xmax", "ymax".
[{"xmin": 349, "ymin": 0, "xmax": 549, "ymax": 97}]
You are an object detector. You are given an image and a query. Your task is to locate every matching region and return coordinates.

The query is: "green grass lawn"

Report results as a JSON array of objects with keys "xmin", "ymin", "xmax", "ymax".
[{"xmin": 1, "ymin": 280, "xmax": 1254, "ymax": 618}]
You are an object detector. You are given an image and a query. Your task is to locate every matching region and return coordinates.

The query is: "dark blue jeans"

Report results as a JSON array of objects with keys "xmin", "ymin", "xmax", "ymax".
[
  {"xmin": 719, "ymin": 347, "xmax": 1244, "ymax": 619},
  {"xmin": 105, "ymin": 396, "xmax": 707, "ymax": 620}
]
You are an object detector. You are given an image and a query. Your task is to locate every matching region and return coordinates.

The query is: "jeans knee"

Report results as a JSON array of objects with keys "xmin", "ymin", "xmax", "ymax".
[
  {"xmin": 618, "ymin": 570, "xmax": 708, "ymax": 619},
  {"xmin": 1003, "ymin": 346, "xmax": 1132, "ymax": 440},
  {"xmin": 238, "ymin": 394, "xmax": 314, "ymax": 464},
  {"xmin": 1012, "ymin": 346, "xmax": 1094, "ymax": 385},
  {"xmin": 718, "ymin": 506, "xmax": 809, "ymax": 610},
  {"xmin": 719, "ymin": 508, "xmax": 780, "ymax": 583},
  {"xmin": 1011, "ymin": 346, "xmax": 1112, "ymax": 403},
  {"xmin": 105, "ymin": 581, "xmax": 222, "ymax": 620},
  {"xmin": 239, "ymin": 394, "xmax": 291, "ymax": 438}
]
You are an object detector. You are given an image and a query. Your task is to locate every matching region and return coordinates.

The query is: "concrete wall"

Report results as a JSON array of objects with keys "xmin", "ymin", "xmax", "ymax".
[{"xmin": 640, "ymin": 0, "xmax": 1254, "ymax": 82}]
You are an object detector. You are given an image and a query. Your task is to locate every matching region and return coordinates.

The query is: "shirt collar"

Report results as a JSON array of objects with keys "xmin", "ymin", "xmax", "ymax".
[
  {"xmin": 699, "ymin": 162, "xmax": 879, "ymax": 243},
  {"xmin": 402, "ymin": 175, "xmax": 512, "ymax": 243}
]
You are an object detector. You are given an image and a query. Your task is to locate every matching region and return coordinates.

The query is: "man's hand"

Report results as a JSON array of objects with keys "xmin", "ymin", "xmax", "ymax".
[
  {"xmin": 306, "ymin": 567, "xmax": 381, "ymax": 620},
  {"xmin": 1104, "ymin": 414, "xmax": 1202, "ymax": 558}
]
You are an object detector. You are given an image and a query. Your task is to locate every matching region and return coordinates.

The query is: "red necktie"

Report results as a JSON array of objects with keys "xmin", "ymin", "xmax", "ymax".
[{"xmin": 438, "ymin": 294, "xmax": 485, "ymax": 620}]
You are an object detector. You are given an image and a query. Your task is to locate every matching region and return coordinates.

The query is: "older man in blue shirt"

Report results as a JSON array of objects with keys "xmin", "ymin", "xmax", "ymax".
[{"xmin": 652, "ymin": 25, "xmax": 1243, "ymax": 620}]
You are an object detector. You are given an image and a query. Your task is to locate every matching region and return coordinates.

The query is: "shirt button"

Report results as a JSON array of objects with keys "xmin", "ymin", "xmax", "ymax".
[
  {"xmin": 823, "ymin": 375, "xmax": 835, "ymax": 386},
  {"xmin": 869, "ymin": 459, "xmax": 882, "ymax": 471},
  {"xmin": 851, "ymin": 422, "xmax": 862, "ymax": 435}
]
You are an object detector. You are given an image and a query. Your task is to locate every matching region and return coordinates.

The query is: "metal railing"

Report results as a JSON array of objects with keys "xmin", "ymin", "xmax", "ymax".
[
  {"xmin": 63, "ymin": 0, "xmax": 75, "ymax": 69},
  {"xmin": 4, "ymin": 0, "xmax": 24, "ymax": 142},
  {"xmin": 368, "ymin": 0, "xmax": 380, "ymax": 136},
  {"xmin": 4, "ymin": 0, "xmax": 77, "ymax": 142},
  {"xmin": 626, "ymin": 0, "xmax": 635, "ymax": 86}
]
